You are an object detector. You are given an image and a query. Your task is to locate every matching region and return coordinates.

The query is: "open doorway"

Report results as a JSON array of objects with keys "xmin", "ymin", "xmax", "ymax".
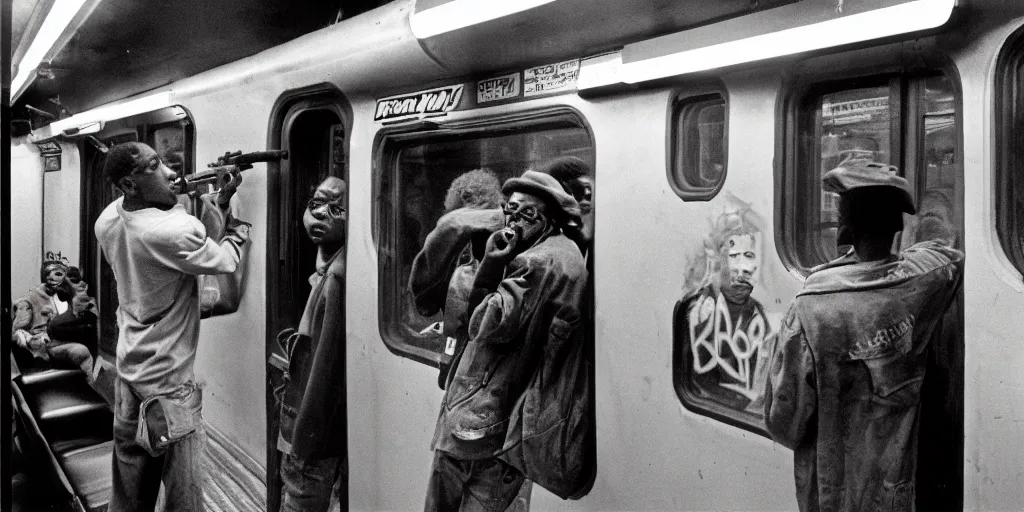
[{"xmin": 265, "ymin": 86, "xmax": 350, "ymax": 512}]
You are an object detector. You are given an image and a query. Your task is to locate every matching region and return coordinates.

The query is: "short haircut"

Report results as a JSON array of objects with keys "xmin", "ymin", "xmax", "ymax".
[
  {"xmin": 534, "ymin": 156, "xmax": 590, "ymax": 185},
  {"xmin": 66, "ymin": 266, "xmax": 83, "ymax": 282},
  {"xmin": 443, "ymin": 169, "xmax": 503, "ymax": 213},
  {"xmin": 104, "ymin": 142, "xmax": 150, "ymax": 187}
]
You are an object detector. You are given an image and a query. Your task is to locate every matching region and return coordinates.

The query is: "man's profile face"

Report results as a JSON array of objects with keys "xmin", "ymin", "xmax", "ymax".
[
  {"xmin": 123, "ymin": 144, "xmax": 180, "ymax": 209},
  {"xmin": 722, "ymin": 233, "xmax": 760, "ymax": 302},
  {"xmin": 44, "ymin": 266, "xmax": 66, "ymax": 294},
  {"xmin": 504, "ymin": 191, "xmax": 548, "ymax": 246},
  {"xmin": 569, "ymin": 176, "xmax": 593, "ymax": 215},
  {"xmin": 303, "ymin": 176, "xmax": 347, "ymax": 247}
]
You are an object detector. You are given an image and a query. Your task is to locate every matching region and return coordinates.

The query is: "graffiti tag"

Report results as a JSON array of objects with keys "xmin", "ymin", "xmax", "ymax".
[{"xmin": 374, "ymin": 85, "xmax": 465, "ymax": 122}]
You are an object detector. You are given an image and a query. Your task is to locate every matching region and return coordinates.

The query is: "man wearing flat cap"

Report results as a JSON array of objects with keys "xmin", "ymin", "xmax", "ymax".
[
  {"xmin": 423, "ymin": 170, "xmax": 592, "ymax": 511},
  {"xmin": 764, "ymin": 161, "xmax": 964, "ymax": 512}
]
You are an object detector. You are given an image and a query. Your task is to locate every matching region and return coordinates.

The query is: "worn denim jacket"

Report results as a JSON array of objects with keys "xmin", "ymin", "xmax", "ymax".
[
  {"xmin": 765, "ymin": 241, "xmax": 964, "ymax": 512},
  {"xmin": 430, "ymin": 231, "xmax": 592, "ymax": 499}
]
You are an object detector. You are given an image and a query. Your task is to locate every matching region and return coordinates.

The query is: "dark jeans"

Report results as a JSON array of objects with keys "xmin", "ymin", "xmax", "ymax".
[
  {"xmin": 111, "ymin": 377, "xmax": 206, "ymax": 512},
  {"xmin": 424, "ymin": 451, "xmax": 525, "ymax": 512},
  {"xmin": 279, "ymin": 453, "xmax": 344, "ymax": 512}
]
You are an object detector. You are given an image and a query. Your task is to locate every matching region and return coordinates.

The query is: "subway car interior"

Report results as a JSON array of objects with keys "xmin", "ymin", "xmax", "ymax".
[{"xmin": 4, "ymin": 0, "xmax": 1024, "ymax": 511}]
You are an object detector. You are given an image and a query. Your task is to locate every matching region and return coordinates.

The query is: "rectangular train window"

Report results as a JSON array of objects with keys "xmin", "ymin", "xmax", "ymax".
[
  {"xmin": 669, "ymin": 93, "xmax": 727, "ymax": 200},
  {"xmin": 782, "ymin": 73, "xmax": 961, "ymax": 272},
  {"xmin": 996, "ymin": 30, "xmax": 1024, "ymax": 275},
  {"xmin": 375, "ymin": 110, "xmax": 594, "ymax": 365}
]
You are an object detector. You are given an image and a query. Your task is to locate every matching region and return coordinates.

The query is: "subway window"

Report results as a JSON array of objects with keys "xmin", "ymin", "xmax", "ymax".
[
  {"xmin": 669, "ymin": 94, "xmax": 727, "ymax": 200},
  {"xmin": 996, "ymin": 32, "xmax": 1024, "ymax": 276},
  {"xmin": 783, "ymin": 73, "xmax": 962, "ymax": 272},
  {"xmin": 375, "ymin": 111, "xmax": 594, "ymax": 365}
]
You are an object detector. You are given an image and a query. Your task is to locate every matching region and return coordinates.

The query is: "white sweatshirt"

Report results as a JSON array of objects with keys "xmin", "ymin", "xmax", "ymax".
[{"xmin": 95, "ymin": 196, "xmax": 249, "ymax": 396}]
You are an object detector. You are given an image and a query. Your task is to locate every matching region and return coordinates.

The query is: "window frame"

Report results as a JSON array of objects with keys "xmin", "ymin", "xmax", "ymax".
[
  {"xmin": 372, "ymin": 106, "xmax": 595, "ymax": 366},
  {"xmin": 667, "ymin": 90, "xmax": 729, "ymax": 201},
  {"xmin": 777, "ymin": 69, "xmax": 961, "ymax": 275},
  {"xmin": 995, "ymin": 25, "xmax": 1024, "ymax": 278}
]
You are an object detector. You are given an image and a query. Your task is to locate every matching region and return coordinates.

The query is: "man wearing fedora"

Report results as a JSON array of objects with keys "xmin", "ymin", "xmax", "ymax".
[
  {"xmin": 423, "ymin": 170, "xmax": 591, "ymax": 511},
  {"xmin": 764, "ymin": 161, "xmax": 964, "ymax": 512}
]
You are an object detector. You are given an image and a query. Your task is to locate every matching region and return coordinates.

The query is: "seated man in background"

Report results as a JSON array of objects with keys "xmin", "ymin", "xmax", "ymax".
[
  {"xmin": 275, "ymin": 176, "xmax": 349, "ymax": 512},
  {"xmin": 47, "ymin": 266, "xmax": 100, "ymax": 358},
  {"xmin": 408, "ymin": 169, "xmax": 504, "ymax": 390},
  {"xmin": 764, "ymin": 161, "xmax": 964, "ymax": 512},
  {"xmin": 11, "ymin": 260, "xmax": 96, "ymax": 382},
  {"xmin": 425, "ymin": 171, "xmax": 592, "ymax": 511}
]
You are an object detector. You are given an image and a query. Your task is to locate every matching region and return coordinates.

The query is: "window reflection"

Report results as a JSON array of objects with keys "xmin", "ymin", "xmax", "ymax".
[{"xmin": 382, "ymin": 123, "xmax": 594, "ymax": 358}]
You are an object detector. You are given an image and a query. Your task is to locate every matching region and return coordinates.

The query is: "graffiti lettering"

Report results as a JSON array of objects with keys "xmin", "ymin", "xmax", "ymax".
[
  {"xmin": 374, "ymin": 85, "xmax": 465, "ymax": 122},
  {"xmin": 688, "ymin": 292, "xmax": 774, "ymax": 401}
]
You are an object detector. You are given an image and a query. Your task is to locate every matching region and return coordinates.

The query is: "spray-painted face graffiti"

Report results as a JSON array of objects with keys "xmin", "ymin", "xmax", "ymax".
[{"xmin": 675, "ymin": 196, "xmax": 777, "ymax": 417}]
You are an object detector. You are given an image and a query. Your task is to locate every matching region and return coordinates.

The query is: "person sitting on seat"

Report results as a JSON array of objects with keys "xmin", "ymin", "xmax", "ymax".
[{"xmin": 11, "ymin": 261, "xmax": 96, "ymax": 382}]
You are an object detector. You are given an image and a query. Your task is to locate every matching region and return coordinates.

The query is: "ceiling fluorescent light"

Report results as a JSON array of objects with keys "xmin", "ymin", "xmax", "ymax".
[
  {"xmin": 577, "ymin": 52, "xmax": 623, "ymax": 90},
  {"xmin": 622, "ymin": 0, "xmax": 956, "ymax": 84},
  {"xmin": 49, "ymin": 91, "xmax": 173, "ymax": 134},
  {"xmin": 11, "ymin": 0, "xmax": 90, "ymax": 100},
  {"xmin": 410, "ymin": 0, "xmax": 556, "ymax": 39}
]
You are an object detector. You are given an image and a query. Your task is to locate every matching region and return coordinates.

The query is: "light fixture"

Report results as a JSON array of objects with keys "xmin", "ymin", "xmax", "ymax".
[
  {"xmin": 577, "ymin": 52, "xmax": 623, "ymax": 90},
  {"xmin": 11, "ymin": 0, "xmax": 91, "ymax": 100},
  {"xmin": 409, "ymin": 0, "xmax": 557, "ymax": 39},
  {"xmin": 48, "ymin": 91, "xmax": 174, "ymax": 134},
  {"xmin": 621, "ymin": 0, "xmax": 956, "ymax": 84}
]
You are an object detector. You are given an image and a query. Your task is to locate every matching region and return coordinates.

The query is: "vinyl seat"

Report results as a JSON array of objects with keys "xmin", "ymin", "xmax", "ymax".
[{"xmin": 59, "ymin": 441, "xmax": 114, "ymax": 511}]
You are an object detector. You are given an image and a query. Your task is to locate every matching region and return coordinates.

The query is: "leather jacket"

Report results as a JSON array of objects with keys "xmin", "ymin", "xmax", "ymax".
[
  {"xmin": 431, "ymin": 230, "xmax": 592, "ymax": 499},
  {"xmin": 765, "ymin": 241, "xmax": 964, "ymax": 512}
]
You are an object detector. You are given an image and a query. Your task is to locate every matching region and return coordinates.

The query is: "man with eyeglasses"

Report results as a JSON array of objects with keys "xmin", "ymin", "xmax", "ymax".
[
  {"xmin": 95, "ymin": 141, "xmax": 250, "ymax": 512},
  {"xmin": 424, "ymin": 171, "xmax": 592, "ymax": 511},
  {"xmin": 274, "ymin": 175, "xmax": 349, "ymax": 512}
]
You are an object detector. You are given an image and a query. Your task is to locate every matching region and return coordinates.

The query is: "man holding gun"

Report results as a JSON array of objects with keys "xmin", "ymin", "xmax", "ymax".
[{"xmin": 95, "ymin": 142, "xmax": 251, "ymax": 512}]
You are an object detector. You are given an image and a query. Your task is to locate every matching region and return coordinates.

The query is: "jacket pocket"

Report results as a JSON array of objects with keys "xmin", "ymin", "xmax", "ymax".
[{"xmin": 851, "ymin": 351, "xmax": 924, "ymax": 407}]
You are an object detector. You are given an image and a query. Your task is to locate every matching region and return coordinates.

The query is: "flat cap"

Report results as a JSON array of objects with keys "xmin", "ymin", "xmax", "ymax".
[
  {"xmin": 502, "ymin": 170, "xmax": 583, "ymax": 227},
  {"xmin": 821, "ymin": 161, "xmax": 916, "ymax": 214}
]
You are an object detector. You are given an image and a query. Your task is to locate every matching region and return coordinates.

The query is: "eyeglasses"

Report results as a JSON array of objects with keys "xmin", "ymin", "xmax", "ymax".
[
  {"xmin": 306, "ymin": 197, "xmax": 347, "ymax": 217},
  {"xmin": 502, "ymin": 203, "xmax": 543, "ymax": 224}
]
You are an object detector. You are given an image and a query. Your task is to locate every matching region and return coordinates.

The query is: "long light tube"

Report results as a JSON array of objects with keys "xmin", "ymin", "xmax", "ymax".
[
  {"xmin": 621, "ymin": 0, "xmax": 956, "ymax": 84},
  {"xmin": 11, "ymin": 0, "xmax": 90, "ymax": 100},
  {"xmin": 48, "ymin": 91, "xmax": 173, "ymax": 134},
  {"xmin": 410, "ymin": 0, "xmax": 556, "ymax": 39}
]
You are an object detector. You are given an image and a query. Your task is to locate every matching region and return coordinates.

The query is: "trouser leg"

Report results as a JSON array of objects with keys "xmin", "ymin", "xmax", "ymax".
[
  {"xmin": 460, "ymin": 458, "xmax": 525, "ymax": 512},
  {"xmin": 279, "ymin": 452, "xmax": 343, "ymax": 512},
  {"xmin": 47, "ymin": 342, "xmax": 94, "ymax": 378},
  {"xmin": 162, "ymin": 423, "xmax": 207, "ymax": 512},
  {"xmin": 110, "ymin": 377, "xmax": 163, "ymax": 512},
  {"xmin": 424, "ymin": 450, "xmax": 469, "ymax": 512}
]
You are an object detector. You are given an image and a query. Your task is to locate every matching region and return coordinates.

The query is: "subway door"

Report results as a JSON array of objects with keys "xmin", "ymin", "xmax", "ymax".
[{"xmin": 267, "ymin": 107, "xmax": 347, "ymax": 512}]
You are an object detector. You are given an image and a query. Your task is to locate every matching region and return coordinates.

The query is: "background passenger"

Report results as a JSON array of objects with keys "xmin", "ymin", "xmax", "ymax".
[
  {"xmin": 425, "ymin": 171, "xmax": 591, "ymax": 511},
  {"xmin": 764, "ymin": 161, "xmax": 964, "ymax": 512},
  {"xmin": 408, "ymin": 169, "xmax": 504, "ymax": 389},
  {"xmin": 533, "ymin": 156, "xmax": 594, "ymax": 253},
  {"xmin": 95, "ymin": 141, "xmax": 250, "ymax": 512},
  {"xmin": 11, "ymin": 261, "xmax": 96, "ymax": 382},
  {"xmin": 275, "ymin": 176, "xmax": 349, "ymax": 512}
]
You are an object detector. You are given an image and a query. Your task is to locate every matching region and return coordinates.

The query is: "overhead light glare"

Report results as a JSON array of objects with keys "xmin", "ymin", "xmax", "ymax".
[
  {"xmin": 410, "ymin": 0, "xmax": 557, "ymax": 39},
  {"xmin": 49, "ymin": 91, "xmax": 174, "ymax": 134},
  {"xmin": 11, "ymin": 0, "xmax": 91, "ymax": 100},
  {"xmin": 622, "ymin": 0, "xmax": 956, "ymax": 84},
  {"xmin": 577, "ymin": 52, "xmax": 624, "ymax": 90}
]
